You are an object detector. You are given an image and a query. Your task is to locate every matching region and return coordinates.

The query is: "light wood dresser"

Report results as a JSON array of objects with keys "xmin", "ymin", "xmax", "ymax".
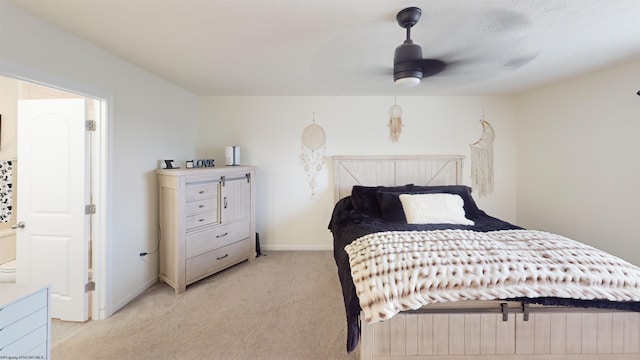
[
  {"xmin": 157, "ymin": 166, "xmax": 256, "ymax": 294},
  {"xmin": 0, "ymin": 284, "xmax": 51, "ymax": 359}
]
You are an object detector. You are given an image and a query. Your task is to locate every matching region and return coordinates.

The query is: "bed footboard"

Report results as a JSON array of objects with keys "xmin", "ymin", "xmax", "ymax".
[{"xmin": 358, "ymin": 310, "xmax": 640, "ymax": 359}]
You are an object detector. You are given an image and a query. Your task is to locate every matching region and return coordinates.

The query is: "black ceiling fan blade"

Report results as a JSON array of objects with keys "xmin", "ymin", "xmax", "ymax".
[{"xmin": 419, "ymin": 59, "xmax": 446, "ymax": 77}]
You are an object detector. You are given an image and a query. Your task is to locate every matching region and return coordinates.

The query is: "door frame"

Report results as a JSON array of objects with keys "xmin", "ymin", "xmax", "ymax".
[
  {"xmin": 92, "ymin": 95, "xmax": 109, "ymax": 320},
  {"xmin": 2, "ymin": 72, "xmax": 110, "ymax": 321}
]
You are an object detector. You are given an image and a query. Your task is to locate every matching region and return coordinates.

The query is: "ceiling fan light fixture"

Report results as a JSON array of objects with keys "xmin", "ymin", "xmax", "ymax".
[
  {"xmin": 394, "ymin": 76, "xmax": 421, "ymax": 87},
  {"xmin": 393, "ymin": 64, "xmax": 423, "ymax": 87}
]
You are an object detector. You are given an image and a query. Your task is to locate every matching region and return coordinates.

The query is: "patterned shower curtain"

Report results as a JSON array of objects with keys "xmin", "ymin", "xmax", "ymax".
[{"xmin": 0, "ymin": 160, "xmax": 13, "ymax": 223}]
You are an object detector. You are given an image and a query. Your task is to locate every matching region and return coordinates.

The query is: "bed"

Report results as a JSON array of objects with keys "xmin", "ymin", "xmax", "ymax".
[{"xmin": 330, "ymin": 155, "xmax": 640, "ymax": 359}]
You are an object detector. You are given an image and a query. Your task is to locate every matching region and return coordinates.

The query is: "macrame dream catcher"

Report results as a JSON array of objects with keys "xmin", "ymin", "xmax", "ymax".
[
  {"xmin": 470, "ymin": 114, "xmax": 495, "ymax": 197},
  {"xmin": 300, "ymin": 114, "xmax": 326, "ymax": 196},
  {"xmin": 388, "ymin": 97, "xmax": 403, "ymax": 142}
]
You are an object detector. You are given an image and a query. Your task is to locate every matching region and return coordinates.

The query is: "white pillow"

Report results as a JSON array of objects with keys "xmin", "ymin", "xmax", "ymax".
[{"xmin": 399, "ymin": 193, "xmax": 474, "ymax": 225}]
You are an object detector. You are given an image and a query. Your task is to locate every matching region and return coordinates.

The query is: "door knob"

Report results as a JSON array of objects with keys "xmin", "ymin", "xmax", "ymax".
[{"xmin": 11, "ymin": 221, "xmax": 25, "ymax": 229}]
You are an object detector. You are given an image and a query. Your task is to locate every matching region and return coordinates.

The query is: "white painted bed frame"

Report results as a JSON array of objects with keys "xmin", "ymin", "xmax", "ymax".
[{"xmin": 333, "ymin": 155, "xmax": 640, "ymax": 360}]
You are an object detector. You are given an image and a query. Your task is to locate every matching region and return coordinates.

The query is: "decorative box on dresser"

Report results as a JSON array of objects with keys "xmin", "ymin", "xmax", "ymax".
[
  {"xmin": 0, "ymin": 284, "xmax": 51, "ymax": 359},
  {"xmin": 157, "ymin": 166, "xmax": 256, "ymax": 294}
]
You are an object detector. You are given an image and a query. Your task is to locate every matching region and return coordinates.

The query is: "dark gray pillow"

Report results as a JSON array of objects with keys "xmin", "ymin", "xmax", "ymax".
[{"xmin": 350, "ymin": 184, "xmax": 412, "ymax": 217}]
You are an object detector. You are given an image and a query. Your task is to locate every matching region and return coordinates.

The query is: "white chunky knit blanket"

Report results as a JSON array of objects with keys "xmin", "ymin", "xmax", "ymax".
[{"xmin": 345, "ymin": 229, "xmax": 640, "ymax": 323}]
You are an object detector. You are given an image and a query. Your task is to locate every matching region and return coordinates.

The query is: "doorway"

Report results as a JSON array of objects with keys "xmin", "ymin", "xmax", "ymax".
[{"xmin": 0, "ymin": 75, "xmax": 106, "ymax": 322}]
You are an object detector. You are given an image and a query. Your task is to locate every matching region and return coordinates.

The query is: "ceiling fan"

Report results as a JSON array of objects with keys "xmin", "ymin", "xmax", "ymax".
[{"xmin": 393, "ymin": 6, "xmax": 446, "ymax": 87}]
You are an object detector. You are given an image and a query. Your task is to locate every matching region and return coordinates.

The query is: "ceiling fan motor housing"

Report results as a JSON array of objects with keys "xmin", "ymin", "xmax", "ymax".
[{"xmin": 394, "ymin": 40, "xmax": 424, "ymax": 81}]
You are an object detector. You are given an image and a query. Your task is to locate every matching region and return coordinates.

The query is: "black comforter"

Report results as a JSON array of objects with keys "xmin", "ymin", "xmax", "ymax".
[{"xmin": 329, "ymin": 196, "xmax": 640, "ymax": 353}]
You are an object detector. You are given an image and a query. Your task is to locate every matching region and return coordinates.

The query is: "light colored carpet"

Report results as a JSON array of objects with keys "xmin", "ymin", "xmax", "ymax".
[
  {"xmin": 51, "ymin": 319, "xmax": 87, "ymax": 346},
  {"xmin": 52, "ymin": 251, "xmax": 357, "ymax": 360}
]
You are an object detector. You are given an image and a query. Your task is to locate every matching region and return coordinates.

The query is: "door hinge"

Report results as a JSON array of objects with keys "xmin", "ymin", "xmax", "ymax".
[
  {"xmin": 86, "ymin": 119, "xmax": 96, "ymax": 131},
  {"xmin": 85, "ymin": 281, "xmax": 96, "ymax": 292},
  {"xmin": 85, "ymin": 204, "xmax": 96, "ymax": 214}
]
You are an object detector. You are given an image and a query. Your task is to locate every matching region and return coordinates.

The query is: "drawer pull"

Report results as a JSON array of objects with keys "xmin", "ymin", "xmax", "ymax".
[
  {"xmin": 216, "ymin": 232, "xmax": 228, "ymax": 238},
  {"xmin": 217, "ymin": 254, "xmax": 229, "ymax": 260},
  {"xmin": 198, "ymin": 218, "xmax": 205, "ymax": 222},
  {"xmin": 199, "ymin": 190, "xmax": 205, "ymax": 194},
  {"xmin": 198, "ymin": 204, "xmax": 205, "ymax": 208}
]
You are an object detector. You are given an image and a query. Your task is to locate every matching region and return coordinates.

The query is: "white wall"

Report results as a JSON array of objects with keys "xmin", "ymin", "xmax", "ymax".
[
  {"xmin": 516, "ymin": 59, "xmax": 640, "ymax": 265},
  {"xmin": 0, "ymin": 77, "xmax": 18, "ymax": 160},
  {"xmin": 0, "ymin": 1, "xmax": 199, "ymax": 315},
  {"xmin": 197, "ymin": 96, "xmax": 518, "ymax": 250}
]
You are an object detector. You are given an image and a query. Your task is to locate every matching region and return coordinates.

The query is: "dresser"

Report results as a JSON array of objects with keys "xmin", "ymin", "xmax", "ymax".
[
  {"xmin": 157, "ymin": 166, "xmax": 256, "ymax": 293},
  {"xmin": 0, "ymin": 284, "xmax": 51, "ymax": 359}
]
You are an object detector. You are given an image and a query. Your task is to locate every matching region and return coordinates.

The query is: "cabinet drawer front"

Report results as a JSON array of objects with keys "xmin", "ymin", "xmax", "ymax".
[
  {"xmin": 185, "ymin": 212, "xmax": 218, "ymax": 230},
  {"xmin": 185, "ymin": 181, "xmax": 217, "ymax": 202},
  {"xmin": 186, "ymin": 238, "xmax": 251, "ymax": 283},
  {"xmin": 185, "ymin": 197, "xmax": 217, "ymax": 217},
  {"xmin": 185, "ymin": 219, "xmax": 250, "ymax": 258},
  {"xmin": 0, "ymin": 289, "xmax": 47, "ymax": 329},
  {"xmin": 0, "ymin": 324, "xmax": 47, "ymax": 357},
  {"xmin": 23, "ymin": 341, "xmax": 47, "ymax": 358},
  {"xmin": 0, "ymin": 307, "xmax": 47, "ymax": 348}
]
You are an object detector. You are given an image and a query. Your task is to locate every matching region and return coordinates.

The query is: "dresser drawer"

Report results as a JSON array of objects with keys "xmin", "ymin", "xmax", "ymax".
[
  {"xmin": 0, "ymin": 307, "xmax": 47, "ymax": 349},
  {"xmin": 186, "ymin": 238, "xmax": 251, "ymax": 283},
  {"xmin": 185, "ymin": 197, "xmax": 217, "ymax": 217},
  {"xmin": 0, "ymin": 288, "xmax": 47, "ymax": 329},
  {"xmin": 185, "ymin": 212, "xmax": 218, "ymax": 230},
  {"xmin": 23, "ymin": 340, "xmax": 47, "ymax": 358},
  {"xmin": 185, "ymin": 181, "xmax": 217, "ymax": 202},
  {"xmin": 185, "ymin": 218, "xmax": 250, "ymax": 258},
  {"xmin": 0, "ymin": 324, "xmax": 47, "ymax": 357}
]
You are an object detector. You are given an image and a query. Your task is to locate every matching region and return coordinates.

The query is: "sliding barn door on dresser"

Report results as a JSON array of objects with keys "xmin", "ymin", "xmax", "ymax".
[{"xmin": 157, "ymin": 166, "xmax": 256, "ymax": 294}]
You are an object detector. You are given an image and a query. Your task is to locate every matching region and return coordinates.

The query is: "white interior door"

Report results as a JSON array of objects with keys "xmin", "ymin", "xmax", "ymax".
[{"xmin": 16, "ymin": 98, "xmax": 89, "ymax": 322}]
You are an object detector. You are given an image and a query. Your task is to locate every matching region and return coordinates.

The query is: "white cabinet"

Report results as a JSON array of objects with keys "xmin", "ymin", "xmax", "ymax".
[
  {"xmin": 0, "ymin": 284, "xmax": 51, "ymax": 359},
  {"xmin": 157, "ymin": 167, "xmax": 256, "ymax": 293}
]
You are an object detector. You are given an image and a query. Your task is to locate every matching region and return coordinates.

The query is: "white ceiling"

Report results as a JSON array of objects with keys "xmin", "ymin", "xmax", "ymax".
[{"xmin": 9, "ymin": 0, "xmax": 640, "ymax": 96}]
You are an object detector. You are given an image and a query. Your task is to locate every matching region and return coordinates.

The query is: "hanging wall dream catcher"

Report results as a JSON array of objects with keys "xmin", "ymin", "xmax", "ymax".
[
  {"xmin": 300, "ymin": 114, "xmax": 327, "ymax": 196},
  {"xmin": 470, "ymin": 114, "xmax": 495, "ymax": 197},
  {"xmin": 388, "ymin": 98, "xmax": 403, "ymax": 142}
]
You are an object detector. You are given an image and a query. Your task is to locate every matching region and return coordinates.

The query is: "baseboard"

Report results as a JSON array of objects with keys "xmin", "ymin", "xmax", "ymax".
[{"xmin": 261, "ymin": 244, "xmax": 332, "ymax": 251}]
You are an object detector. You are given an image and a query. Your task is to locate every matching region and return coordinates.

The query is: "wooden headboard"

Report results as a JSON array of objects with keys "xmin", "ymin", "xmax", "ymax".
[{"xmin": 333, "ymin": 155, "xmax": 464, "ymax": 203}]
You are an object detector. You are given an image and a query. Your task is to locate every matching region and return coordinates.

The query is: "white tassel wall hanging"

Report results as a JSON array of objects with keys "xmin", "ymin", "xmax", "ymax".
[
  {"xmin": 388, "ymin": 97, "xmax": 403, "ymax": 142},
  {"xmin": 300, "ymin": 113, "xmax": 326, "ymax": 196},
  {"xmin": 470, "ymin": 112, "xmax": 495, "ymax": 197}
]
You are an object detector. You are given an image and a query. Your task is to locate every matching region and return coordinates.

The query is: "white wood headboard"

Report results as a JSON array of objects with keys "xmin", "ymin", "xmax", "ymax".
[{"xmin": 333, "ymin": 155, "xmax": 464, "ymax": 203}]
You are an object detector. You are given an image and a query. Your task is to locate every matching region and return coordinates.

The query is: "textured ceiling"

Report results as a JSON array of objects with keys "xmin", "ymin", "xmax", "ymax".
[{"xmin": 9, "ymin": 0, "xmax": 640, "ymax": 96}]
